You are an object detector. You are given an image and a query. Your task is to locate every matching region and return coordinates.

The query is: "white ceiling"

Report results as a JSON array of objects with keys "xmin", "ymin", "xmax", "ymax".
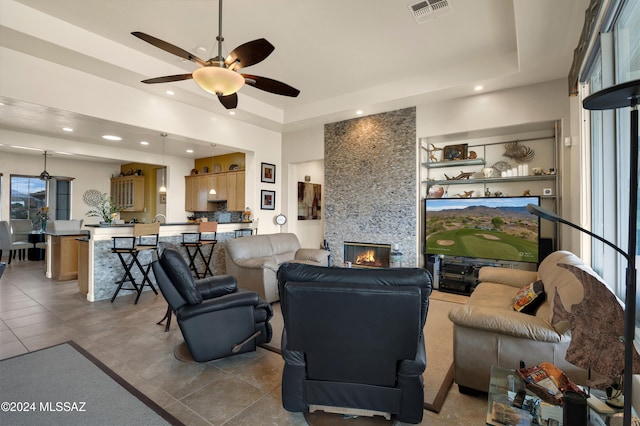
[{"xmin": 0, "ymin": 0, "xmax": 589, "ymax": 161}]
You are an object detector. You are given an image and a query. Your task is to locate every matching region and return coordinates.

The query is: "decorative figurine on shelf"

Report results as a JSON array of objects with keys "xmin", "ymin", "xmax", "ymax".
[
  {"xmin": 503, "ymin": 141, "xmax": 535, "ymax": 163},
  {"xmin": 428, "ymin": 186, "xmax": 445, "ymax": 199},
  {"xmin": 243, "ymin": 207, "xmax": 252, "ymax": 222},
  {"xmin": 523, "ymin": 189, "xmax": 531, "ymax": 196},
  {"xmin": 444, "ymin": 171, "xmax": 473, "ymax": 180},
  {"xmin": 458, "ymin": 190, "xmax": 474, "ymax": 198},
  {"xmin": 427, "ymin": 144, "xmax": 443, "ymax": 162}
]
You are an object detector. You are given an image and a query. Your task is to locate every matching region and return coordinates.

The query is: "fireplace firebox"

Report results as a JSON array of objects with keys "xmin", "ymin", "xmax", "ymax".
[{"xmin": 343, "ymin": 242, "xmax": 391, "ymax": 268}]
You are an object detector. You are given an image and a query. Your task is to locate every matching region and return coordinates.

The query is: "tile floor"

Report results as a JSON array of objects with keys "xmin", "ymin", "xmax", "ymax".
[{"xmin": 0, "ymin": 259, "xmax": 487, "ymax": 425}]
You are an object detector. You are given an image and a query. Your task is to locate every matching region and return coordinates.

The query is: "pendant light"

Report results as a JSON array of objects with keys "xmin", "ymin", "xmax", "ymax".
[
  {"xmin": 209, "ymin": 143, "xmax": 217, "ymax": 195},
  {"xmin": 159, "ymin": 133, "xmax": 167, "ymax": 194}
]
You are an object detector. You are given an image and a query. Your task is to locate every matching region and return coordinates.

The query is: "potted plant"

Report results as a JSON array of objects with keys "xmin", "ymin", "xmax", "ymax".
[
  {"xmin": 85, "ymin": 193, "xmax": 124, "ymax": 224},
  {"xmin": 37, "ymin": 206, "xmax": 50, "ymax": 232}
]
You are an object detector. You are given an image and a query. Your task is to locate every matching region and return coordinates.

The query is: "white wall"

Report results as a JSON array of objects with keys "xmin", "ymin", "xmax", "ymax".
[
  {"xmin": 417, "ymin": 78, "xmax": 581, "ymax": 255},
  {"xmin": 0, "ymin": 150, "xmax": 115, "ymax": 222},
  {"xmin": 0, "ymin": 47, "xmax": 284, "ymax": 228},
  {"xmin": 283, "ymin": 79, "xmax": 582, "ymax": 257},
  {"xmin": 282, "ymin": 127, "xmax": 325, "ymax": 247}
]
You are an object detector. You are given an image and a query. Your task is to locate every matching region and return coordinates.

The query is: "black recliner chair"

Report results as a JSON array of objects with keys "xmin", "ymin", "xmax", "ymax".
[
  {"xmin": 151, "ymin": 242, "xmax": 272, "ymax": 362},
  {"xmin": 277, "ymin": 263, "xmax": 432, "ymax": 424}
]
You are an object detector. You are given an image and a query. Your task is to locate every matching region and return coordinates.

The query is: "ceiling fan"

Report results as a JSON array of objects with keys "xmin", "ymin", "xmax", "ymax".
[
  {"xmin": 39, "ymin": 151, "xmax": 52, "ymax": 180},
  {"xmin": 132, "ymin": 0, "xmax": 300, "ymax": 110}
]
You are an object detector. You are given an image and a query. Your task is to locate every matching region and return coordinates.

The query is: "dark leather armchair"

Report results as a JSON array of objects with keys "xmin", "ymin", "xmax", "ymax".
[
  {"xmin": 151, "ymin": 242, "xmax": 273, "ymax": 362},
  {"xmin": 277, "ymin": 263, "xmax": 432, "ymax": 424}
]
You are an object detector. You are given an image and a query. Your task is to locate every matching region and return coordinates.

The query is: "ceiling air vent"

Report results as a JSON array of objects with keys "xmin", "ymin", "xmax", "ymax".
[{"xmin": 408, "ymin": 0, "xmax": 453, "ymax": 24}]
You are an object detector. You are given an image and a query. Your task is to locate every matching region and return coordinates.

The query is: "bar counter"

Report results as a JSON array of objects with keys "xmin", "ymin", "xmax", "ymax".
[{"xmin": 80, "ymin": 222, "xmax": 253, "ymax": 302}]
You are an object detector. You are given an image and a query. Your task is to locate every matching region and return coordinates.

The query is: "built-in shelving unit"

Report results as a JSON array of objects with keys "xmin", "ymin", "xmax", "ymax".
[{"xmin": 419, "ymin": 120, "xmax": 562, "ymax": 280}]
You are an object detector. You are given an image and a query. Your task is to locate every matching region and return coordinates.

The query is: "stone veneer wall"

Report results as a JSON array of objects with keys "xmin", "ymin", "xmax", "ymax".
[{"xmin": 324, "ymin": 107, "xmax": 417, "ymax": 266}]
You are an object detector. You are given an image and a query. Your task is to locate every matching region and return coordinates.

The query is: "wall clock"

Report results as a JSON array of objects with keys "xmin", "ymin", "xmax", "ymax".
[{"xmin": 274, "ymin": 214, "xmax": 287, "ymax": 226}]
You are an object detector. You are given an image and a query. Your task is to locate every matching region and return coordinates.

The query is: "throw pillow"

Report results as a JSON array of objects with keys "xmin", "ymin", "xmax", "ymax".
[{"xmin": 513, "ymin": 280, "xmax": 546, "ymax": 315}]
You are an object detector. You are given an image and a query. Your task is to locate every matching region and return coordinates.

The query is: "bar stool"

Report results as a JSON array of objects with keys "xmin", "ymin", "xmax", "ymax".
[
  {"xmin": 180, "ymin": 221, "xmax": 218, "ymax": 279},
  {"xmin": 234, "ymin": 228, "xmax": 253, "ymax": 238},
  {"xmin": 111, "ymin": 222, "xmax": 160, "ymax": 304}
]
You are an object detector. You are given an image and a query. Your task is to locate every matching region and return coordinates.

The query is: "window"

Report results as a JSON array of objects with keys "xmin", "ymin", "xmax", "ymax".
[
  {"xmin": 9, "ymin": 176, "xmax": 73, "ymax": 227},
  {"xmin": 581, "ymin": 0, "xmax": 640, "ymax": 333},
  {"xmin": 10, "ymin": 176, "xmax": 46, "ymax": 222}
]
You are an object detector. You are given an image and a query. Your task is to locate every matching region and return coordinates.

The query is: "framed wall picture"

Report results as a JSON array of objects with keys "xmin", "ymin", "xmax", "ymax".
[
  {"xmin": 443, "ymin": 143, "xmax": 468, "ymax": 161},
  {"xmin": 297, "ymin": 182, "xmax": 322, "ymax": 220},
  {"xmin": 261, "ymin": 190, "xmax": 276, "ymax": 210},
  {"xmin": 261, "ymin": 162, "xmax": 276, "ymax": 183}
]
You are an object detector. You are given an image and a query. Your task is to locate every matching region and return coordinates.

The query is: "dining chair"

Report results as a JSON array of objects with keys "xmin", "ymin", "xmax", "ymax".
[{"xmin": 0, "ymin": 221, "xmax": 32, "ymax": 264}]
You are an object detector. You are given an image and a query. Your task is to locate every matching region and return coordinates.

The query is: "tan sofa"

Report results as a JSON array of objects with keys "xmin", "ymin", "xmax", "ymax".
[
  {"xmin": 448, "ymin": 251, "xmax": 605, "ymax": 393},
  {"xmin": 224, "ymin": 233, "xmax": 329, "ymax": 303}
]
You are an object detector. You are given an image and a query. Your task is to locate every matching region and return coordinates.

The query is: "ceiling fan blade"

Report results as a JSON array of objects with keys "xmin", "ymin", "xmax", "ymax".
[
  {"xmin": 132, "ymin": 31, "xmax": 207, "ymax": 66},
  {"xmin": 141, "ymin": 74, "xmax": 194, "ymax": 84},
  {"xmin": 225, "ymin": 39, "xmax": 274, "ymax": 70},
  {"xmin": 218, "ymin": 93, "xmax": 238, "ymax": 109},
  {"xmin": 242, "ymin": 74, "xmax": 300, "ymax": 97}
]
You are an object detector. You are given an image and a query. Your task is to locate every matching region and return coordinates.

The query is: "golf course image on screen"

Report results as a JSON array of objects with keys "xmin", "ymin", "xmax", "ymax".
[{"xmin": 425, "ymin": 196, "xmax": 539, "ymax": 263}]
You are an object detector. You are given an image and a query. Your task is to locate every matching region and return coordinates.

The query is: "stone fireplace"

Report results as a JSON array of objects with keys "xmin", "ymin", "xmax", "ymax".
[
  {"xmin": 324, "ymin": 107, "xmax": 417, "ymax": 267},
  {"xmin": 344, "ymin": 242, "xmax": 391, "ymax": 268}
]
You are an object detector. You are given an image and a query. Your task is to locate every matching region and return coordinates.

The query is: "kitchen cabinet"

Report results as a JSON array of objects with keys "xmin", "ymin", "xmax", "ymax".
[
  {"xmin": 111, "ymin": 175, "xmax": 144, "ymax": 211},
  {"xmin": 227, "ymin": 171, "xmax": 245, "ymax": 211},
  {"xmin": 185, "ymin": 174, "xmax": 209, "ymax": 212},
  {"xmin": 208, "ymin": 173, "xmax": 228, "ymax": 201},
  {"xmin": 185, "ymin": 171, "xmax": 245, "ymax": 212},
  {"xmin": 51, "ymin": 234, "xmax": 83, "ymax": 281}
]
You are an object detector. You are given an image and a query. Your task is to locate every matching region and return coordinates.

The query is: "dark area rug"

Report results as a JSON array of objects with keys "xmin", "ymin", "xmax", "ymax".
[{"xmin": 0, "ymin": 341, "xmax": 183, "ymax": 426}]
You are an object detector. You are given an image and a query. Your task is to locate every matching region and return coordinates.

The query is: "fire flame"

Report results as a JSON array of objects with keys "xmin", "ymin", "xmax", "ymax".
[{"xmin": 356, "ymin": 250, "xmax": 376, "ymax": 265}]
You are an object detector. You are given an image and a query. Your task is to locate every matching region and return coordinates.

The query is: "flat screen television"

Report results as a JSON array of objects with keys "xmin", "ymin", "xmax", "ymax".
[{"xmin": 425, "ymin": 196, "xmax": 540, "ymax": 263}]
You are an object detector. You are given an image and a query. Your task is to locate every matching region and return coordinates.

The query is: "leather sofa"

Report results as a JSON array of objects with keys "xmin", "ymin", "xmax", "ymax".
[
  {"xmin": 152, "ymin": 242, "xmax": 273, "ymax": 362},
  {"xmin": 448, "ymin": 251, "xmax": 601, "ymax": 393},
  {"xmin": 277, "ymin": 263, "xmax": 432, "ymax": 424},
  {"xmin": 224, "ymin": 233, "xmax": 329, "ymax": 303}
]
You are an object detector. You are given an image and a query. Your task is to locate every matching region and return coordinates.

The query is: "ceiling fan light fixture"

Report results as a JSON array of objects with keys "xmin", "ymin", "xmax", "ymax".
[{"xmin": 193, "ymin": 66, "xmax": 244, "ymax": 96}]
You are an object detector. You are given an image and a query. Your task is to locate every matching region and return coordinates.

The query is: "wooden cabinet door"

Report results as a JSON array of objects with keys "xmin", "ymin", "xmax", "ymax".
[
  {"xmin": 111, "ymin": 176, "xmax": 144, "ymax": 211},
  {"xmin": 212, "ymin": 173, "xmax": 228, "ymax": 201},
  {"xmin": 185, "ymin": 176, "xmax": 196, "ymax": 211},
  {"xmin": 227, "ymin": 171, "xmax": 245, "ymax": 211},
  {"xmin": 195, "ymin": 175, "xmax": 209, "ymax": 211}
]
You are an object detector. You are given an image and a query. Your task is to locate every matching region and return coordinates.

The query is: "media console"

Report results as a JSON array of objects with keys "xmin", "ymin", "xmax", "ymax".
[{"xmin": 427, "ymin": 255, "xmax": 535, "ymax": 296}]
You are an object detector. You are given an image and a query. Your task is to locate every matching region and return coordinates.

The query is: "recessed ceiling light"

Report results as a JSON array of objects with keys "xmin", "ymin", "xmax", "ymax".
[
  {"xmin": 166, "ymin": 90, "xmax": 174, "ymax": 95},
  {"xmin": 229, "ymin": 111, "xmax": 236, "ymax": 115},
  {"xmin": 356, "ymin": 110, "xmax": 363, "ymax": 115},
  {"xmin": 474, "ymin": 85, "xmax": 484, "ymax": 91},
  {"xmin": 102, "ymin": 135, "xmax": 122, "ymax": 141},
  {"xmin": 140, "ymin": 141, "xmax": 149, "ymax": 145},
  {"xmin": 186, "ymin": 149, "xmax": 194, "ymax": 153},
  {"xmin": 62, "ymin": 127, "xmax": 73, "ymax": 132}
]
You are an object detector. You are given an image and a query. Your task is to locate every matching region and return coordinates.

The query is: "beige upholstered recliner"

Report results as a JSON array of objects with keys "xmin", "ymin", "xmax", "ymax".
[
  {"xmin": 448, "ymin": 251, "xmax": 608, "ymax": 393},
  {"xmin": 224, "ymin": 233, "xmax": 329, "ymax": 303}
]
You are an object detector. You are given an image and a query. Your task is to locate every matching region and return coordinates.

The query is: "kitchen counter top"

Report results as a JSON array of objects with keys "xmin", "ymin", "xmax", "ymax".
[
  {"xmin": 86, "ymin": 221, "xmax": 251, "ymax": 227},
  {"xmin": 79, "ymin": 221, "xmax": 253, "ymax": 302}
]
